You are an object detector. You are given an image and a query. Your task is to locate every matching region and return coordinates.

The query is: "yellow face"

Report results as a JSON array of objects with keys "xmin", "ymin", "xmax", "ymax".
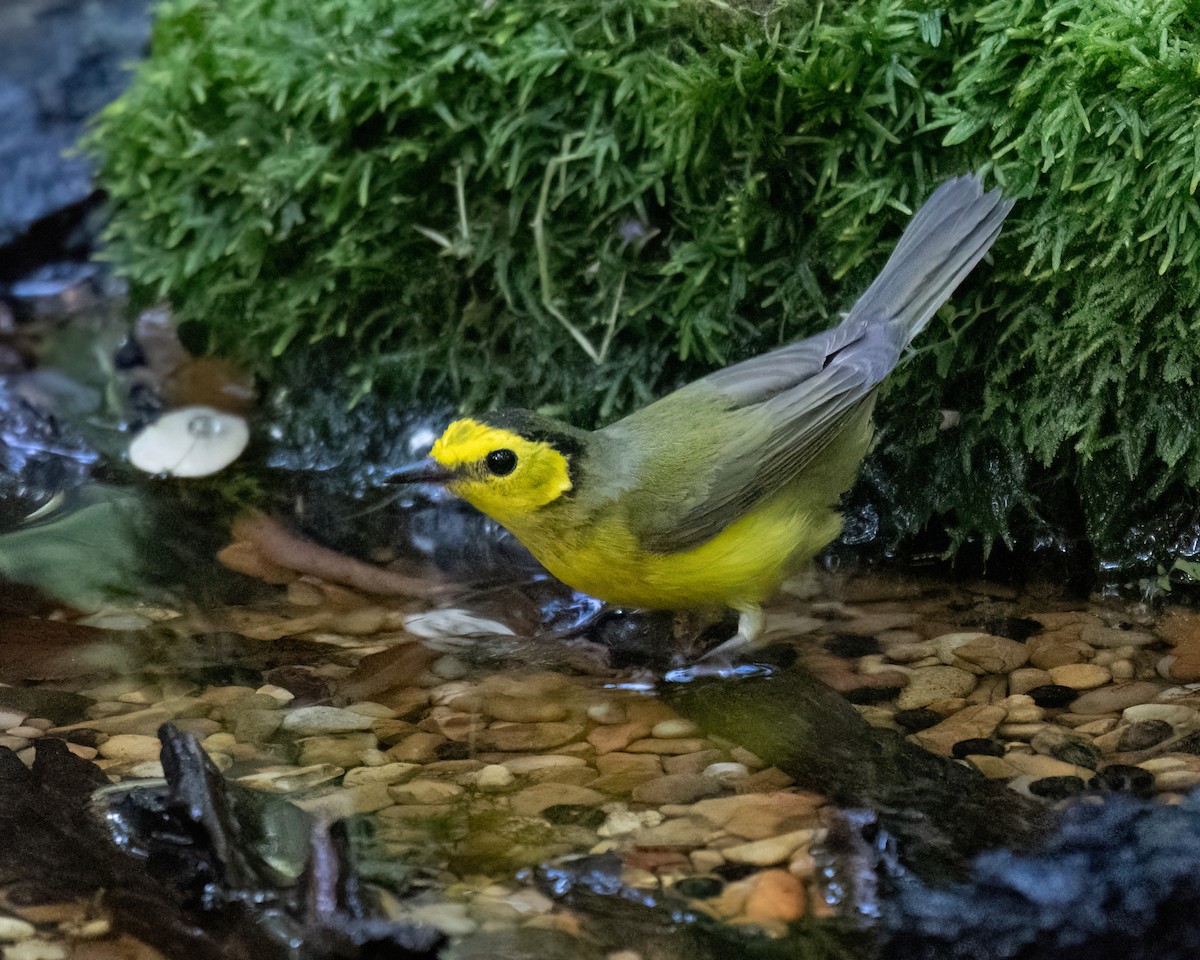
[{"xmin": 429, "ymin": 418, "xmax": 573, "ymax": 523}]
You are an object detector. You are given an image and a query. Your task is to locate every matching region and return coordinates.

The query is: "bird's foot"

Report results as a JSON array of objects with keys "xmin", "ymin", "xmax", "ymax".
[{"xmin": 663, "ymin": 606, "xmax": 774, "ymax": 682}]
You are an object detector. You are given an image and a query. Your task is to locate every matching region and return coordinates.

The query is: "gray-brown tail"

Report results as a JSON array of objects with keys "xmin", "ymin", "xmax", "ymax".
[{"xmin": 848, "ymin": 174, "xmax": 1013, "ymax": 350}]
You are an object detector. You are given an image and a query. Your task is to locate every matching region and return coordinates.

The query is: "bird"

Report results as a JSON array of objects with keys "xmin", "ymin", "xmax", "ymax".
[{"xmin": 390, "ymin": 174, "xmax": 1012, "ymax": 660}]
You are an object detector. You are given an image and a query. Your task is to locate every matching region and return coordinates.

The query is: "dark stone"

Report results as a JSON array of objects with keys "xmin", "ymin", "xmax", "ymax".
[
  {"xmin": 826, "ymin": 633, "xmax": 883, "ymax": 658},
  {"xmin": 672, "ymin": 876, "xmax": 724, "ymax": 899},
  {"xmin": 1097, "ymin": 764, "xmax": 1155, "ymax": 796},
  {"xmin": 951, "ymin": 738, "xmax": 1006, "ymax": 759},
  {"xmin": 1028, "ymin": 775, "xmax": 1087, "ymax": 800},
  {"xmin": 0, "ymin": 0, "xmax": 152, "ymax": 262},
  {"xmin": 981, "ymin": 617, "xmax": 1042, "ymax": 642},
  {"xmin": 893, "ymin": 708, "xmax": 944, "ymax": 733},
  {"xmin": 1048, "ymin": 739, "xmax": 1101, "ymax": 770},
  {"xmin": 540, "ymin": 804, "xmax": 606, "ymax": 830},
  {"xmin": 0, "ymin": 687, "xmax": 93, "ymax": 725},
  {"xmin": 1026, "ymin": 685, "xmax": 1079, "ymax": 708},
  {"xmin": 1117, "ymin": 719, "xmax": 1175, "ymax": 752},
  {"xmin": 435, "ymin": 740, "xmax": 471, "ymax": 761},
  {"xmin": 1172, "ymin": 732, "xmax": 1200, "ymax": 755},
  {"xmin": 843, "ymin": 683, "xmax": 905, "ymax": 705},
  {"xmin": 713, "ymin": 862, "xmax": 757, "ymax": 882}
]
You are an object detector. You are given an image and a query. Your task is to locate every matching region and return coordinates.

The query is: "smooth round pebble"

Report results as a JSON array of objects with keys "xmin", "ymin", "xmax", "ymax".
[
  {"xmin": 742, "ymin": 869, "xmax": 807, "ymax": 922},
  {"xmin": 703, "ymin": 762, "xmax": 751, "ymax": 783},
  {"xmin": 586, "ymin": 702, "xmax": 626, "ymax": 725},
  {"xmin": 97, "ymin": 734, "xmax": 162, "ymax": 762},
  {"xmin": 651, "ymin": 718, "xmax": 700, "ymax": 739},
  {"xmin": 0, "ymin": 917, "xmax": 36, "ymax": 943},
  {"xmin": 1122, "ymin": 703, "xmax": 1197, "ymax": 727},
  {"xmin": 280, "ymin": 706, "xmax": 375, "ymax": 735},
  {"xmin": 1047, "ymin": 664, "xmax": 1111, "ymax": 690}
]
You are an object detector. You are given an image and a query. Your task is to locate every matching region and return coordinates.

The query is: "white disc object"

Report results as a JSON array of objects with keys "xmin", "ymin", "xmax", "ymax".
[{"xmin": 128, "ymin": 405, "xmax": 250, "ymax": 478}]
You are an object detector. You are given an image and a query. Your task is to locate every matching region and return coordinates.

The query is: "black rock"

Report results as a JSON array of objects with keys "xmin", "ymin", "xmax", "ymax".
[
  {"xmin": 980, "ymin": 617, "xmax": 1042, "ymax": 642},
  {"xmin": 951, "ymin": 738, "xmax": 1006, "ymax": 759},
  {"xmin": 826, "ymin": 633, "xmax": 883, "ymax": 658},
  {"xmin": 1028, "ymin": 775, "xmax": 1088, "ymax": 801},
  {"xmin": 1096, "ymin": 764, "xmax": 1155, "ymax": 796},
  {"xmin": 893, "ymin": 708, "xmax": 945, "ymax": 733},
  {"xmin": 1026, "ymin": 684, "xmax": 1079, "ymax": 708},
  {"xmin": 673, "ymin": 876, "xmax": 725, "ymax": 899}
]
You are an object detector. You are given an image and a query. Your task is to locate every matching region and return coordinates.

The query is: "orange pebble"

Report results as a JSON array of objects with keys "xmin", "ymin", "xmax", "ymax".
[{"xmin": 742, "ymin": 868, "xmax": 807, "ymax": 923}]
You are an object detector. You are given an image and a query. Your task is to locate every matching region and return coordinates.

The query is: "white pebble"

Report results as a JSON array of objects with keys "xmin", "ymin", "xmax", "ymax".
[
  {"xmin": 430, "ymin": 654, "xmax": 470, "ymax": 680},
  {"xmin": 0, "ymin": 917, "xmax": 36, "ymax": 943},
  {"xmin": 586, "ymin": 702, "xmax": 626, "ymax": 725},
  {"xmin": 702, "ymin": 762, "xmax": 750, "ymax": 784},
  {"xmin": 475, "ymin": 764, "xmax": 516, "ymax": 790},
  {"xmin": 4, "ymin": 943, "xmax": 69, "ymax": 960},
  {"xmin": 651, "ymin": 719, "xmax": 699, "ymax": 739}
]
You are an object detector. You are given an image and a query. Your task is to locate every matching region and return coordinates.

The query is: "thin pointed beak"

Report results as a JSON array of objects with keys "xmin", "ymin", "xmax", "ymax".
[{"xmin": 387, "ymin": 457, "xmax": 455, "ymax": 485}]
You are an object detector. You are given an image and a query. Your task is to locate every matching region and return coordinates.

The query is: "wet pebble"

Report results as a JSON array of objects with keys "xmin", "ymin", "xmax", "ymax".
[
  {"xmin": 1028, "ymin": 775, "xmax": 1087, "ymax": 800},
  {"xmin": 1115, "ymin": 720, "xmax": 1174, "ymax": 752},
  {"xmin": 1047, "ymin": 664, "xmax": 1111, "ymax": 690},
  {"xmin": 511, "ymin": 782, "xmax": 606, "ymax": 817},
  {"xmin": 280, "ymin": 706, "xmax": 375, "ymax": 735},
  {"xmin": 475, "ymin": 764, "xmax": 516, "ymax": 790},
  {"xmin": 386, "ymin": 732, "xmax": 447, "ymax": 763},
  {"xmin": 0, "ymin": 917, "xmax": 36, "ymax": 942},
  {"xmin": 675, "ymin": 876, "xmax": 725, "ymax": 899},
  {"xmin": 1069, "ymin": 681, "xmax": 1171, "ymax": 715},
  {"xmin": 892, "ymin": 708, "xmax": 943, "ymax": 732},
  {"xmin": 631, "ymin": 773, "xmax": 724, "ymax": 805},
  {"xmin": 476, "ymin": 721, "xmax": 586, "ymax": 752},
  {"xmin": 1025, "ymin": 684, "xmax": 1079, "ymax": 708},
  {"xmin": 625, "ymin": 737, "xmax": 712, "ymax": 755},
  {"xmin": 389, "ymin": 779, "xmax": 465, "ymax": 805},
  {"xmin": 97, "ymin": 734, "xmax": 161, "ymax": 762},
  {"xmin": 950, "ymin": 737, "xmax": 1005, "ymax": 759},
  {"xmin": 721, "ymin": 829, "xmax": 815, "ymax": 867},
  {"xmin": 299, "ymin": 732, "xmax": 378, "ymax": 767},
  {"xmin": 896, "ymin": 666, "xmax": 977, "ymax": 710},
  {"xmin": 911, "ymin": 705, "xmax": 1006, "ymax": 756},
  {"xmin": 1080, "ymin": 624, "xmax": 1156, "ymax": 648},
  {"xmin": 651, "ymin": 718, "xmax": 700, "ymax": 739},
  {"xmin": 484, "ymin": 695, "xmax": 568, "ymax": 723},
  {"xmin": 342, "ymin": 762, "xmax": 421, "ymax": 786},
  {"xmin": 1122, "ymin": 703, "xmax": 1197, "ymax": 728},
  {"xmin": 741, "ymin": 868, "xmax": 806, "ymax": 923},
  {"xmin": 1096, "ymin": 764, "xmax": 1154, "ymax": 794}
]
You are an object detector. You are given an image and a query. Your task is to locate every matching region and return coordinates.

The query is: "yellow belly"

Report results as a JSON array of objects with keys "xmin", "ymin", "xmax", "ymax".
[{"xmin": 528, "ymin": 494, "xmax": 843, "ymax": 611}]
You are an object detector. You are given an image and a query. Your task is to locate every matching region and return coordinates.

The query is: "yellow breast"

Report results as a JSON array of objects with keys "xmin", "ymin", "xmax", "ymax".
[{"xmin": 523, "ymin": 493, "xmax": 843, "ymax": 611}]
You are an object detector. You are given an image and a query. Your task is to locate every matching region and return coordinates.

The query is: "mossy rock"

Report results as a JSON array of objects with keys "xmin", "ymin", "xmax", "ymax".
[{"xmin": 86, "ymin": 0, "xmax": 1200, "ymax": 574}]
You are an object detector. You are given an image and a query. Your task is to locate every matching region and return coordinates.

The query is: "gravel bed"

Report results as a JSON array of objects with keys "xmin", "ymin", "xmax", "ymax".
[{"xmin": 2, "ymin": 571, "xmax": 1199, "ymax": 953}]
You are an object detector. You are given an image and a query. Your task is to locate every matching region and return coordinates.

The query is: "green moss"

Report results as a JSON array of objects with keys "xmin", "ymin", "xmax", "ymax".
[{"xmin": 86, "ymin": 0, "xmax": 1200, "ymax": 570}]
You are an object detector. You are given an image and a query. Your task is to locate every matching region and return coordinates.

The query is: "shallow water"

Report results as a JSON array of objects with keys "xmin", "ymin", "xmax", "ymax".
[{"xmin": 4, "ymin": 292, "xmax": 1200, "ymax": 959}]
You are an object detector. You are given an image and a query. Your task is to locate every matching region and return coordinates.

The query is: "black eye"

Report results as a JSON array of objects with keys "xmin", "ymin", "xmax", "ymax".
[{"xmin": 486, "ymin": 448, "xmax": 517, "ymax": 476}]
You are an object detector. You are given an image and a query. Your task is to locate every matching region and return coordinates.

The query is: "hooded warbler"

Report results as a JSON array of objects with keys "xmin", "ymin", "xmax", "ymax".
[{"xmin": 391, "ymin": 174, "xmax": 1012, "ymax": 653}]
